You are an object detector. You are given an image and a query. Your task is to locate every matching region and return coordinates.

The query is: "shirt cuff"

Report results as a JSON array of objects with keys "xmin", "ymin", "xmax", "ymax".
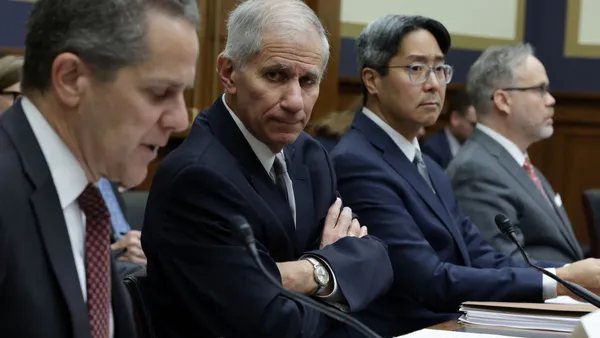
[
  {"xmin": 300, "ymin": 254, "xmax": 348, "ymax": 311},
  {"xmin": 542, "ymin": 268, "xmax": 558, "ymax": 300}
]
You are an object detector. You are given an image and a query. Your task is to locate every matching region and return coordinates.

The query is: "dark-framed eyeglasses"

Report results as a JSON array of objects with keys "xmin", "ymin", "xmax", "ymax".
[
  {"xmin": 490, "ymin": 83, "xmax": 549, "ymax": 100},
  {"xmin": 0, "ymin": 90, "xmax": 22, "ymax": 103},
  {"xmin": 386, "ymin": 63, "xmax": 454, "ymax": 85}
]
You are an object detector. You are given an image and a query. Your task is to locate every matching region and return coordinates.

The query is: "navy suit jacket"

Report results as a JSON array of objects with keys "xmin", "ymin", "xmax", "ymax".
[
  {"xmin": 0, "ymin": 102, "xmax": 135, "ymax": 338},
  {"xmin": 141, "ymin": 98, "xmax": 393, "ymax": 338},
  {"xmin": 421, "ymin": 128, "xmax": 453, "ymax": 169},
  {"xmin": 331, "ymin": 112, "xmax": 557, "ymax": 337}
]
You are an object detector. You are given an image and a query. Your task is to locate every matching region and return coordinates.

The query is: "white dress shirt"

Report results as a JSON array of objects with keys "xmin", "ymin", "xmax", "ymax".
[
  {"xmin": 22, "ymin": 98, "xmax": 114, "ymax": 337},
  {"xmin": 444, "ymin": 127, "xmax": 461, "ymax": 157},
  {"xmin": 222, "ymin": 95, "xmax": 343, "ymax": 304},
  {"xmin": 363, "ymin": 108, "xmax": 557, "ymax": 300}
]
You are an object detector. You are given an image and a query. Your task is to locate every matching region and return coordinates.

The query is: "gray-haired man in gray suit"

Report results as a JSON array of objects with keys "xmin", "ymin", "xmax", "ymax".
[{"xmin": 446, "ymin": 43, "xmax": 583, "ymax": 263}]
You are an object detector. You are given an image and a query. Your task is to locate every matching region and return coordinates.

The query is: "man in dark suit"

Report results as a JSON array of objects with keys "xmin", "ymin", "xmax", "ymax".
[
  {"xmin": 0, "ymin": 0, "xmax": 199, "ymax": 337},
  {"xmin": 331, "ymin": 14, "xmax": 600, "ymax": 337},
  {"xmin": 447, "ymin": 44, "xmax": 583, "ymax": 263},
  {"xmin": 141, "ymin": 1, "xmax": 393, "ymax": 337},
  {"xmin": 421, "ymin": 90, "xmax": 476, "ymax": 168}
]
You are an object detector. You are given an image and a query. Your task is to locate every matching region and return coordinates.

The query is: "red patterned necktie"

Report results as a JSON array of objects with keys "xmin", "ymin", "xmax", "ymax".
[
  {"xmin": 522, "ymin": 158, "xmax": 550, "ymax": 202},
  {"xmin": 78, "ymin": 184, "xmax": 112, "ymax": 338}
]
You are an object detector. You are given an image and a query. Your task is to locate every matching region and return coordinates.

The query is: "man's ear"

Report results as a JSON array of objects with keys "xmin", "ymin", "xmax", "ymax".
[
  {"xmin": 51, "ymin": 53, "xmax": 90, "ymax": 108},
  {"xmin": 492, "ymin": 90, "xmax": 512, "ymax": 116},
  {"xmin": 361, "ymin": 68, "xmax": 379, "ymax": 97},
  {"xmin": 217, "ymin": 54, "xmax": 237, "ymax": 95}
]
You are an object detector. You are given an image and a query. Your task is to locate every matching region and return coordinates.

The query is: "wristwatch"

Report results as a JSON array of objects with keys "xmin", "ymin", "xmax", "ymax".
[{"xmin": 305, "ymin": 257, "xmax": 330, "ymax": 295}]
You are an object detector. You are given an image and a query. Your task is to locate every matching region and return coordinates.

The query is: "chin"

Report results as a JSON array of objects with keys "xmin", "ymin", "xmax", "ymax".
[
  {"xmin": 118, "ymin": 166, "xmax": 149, "ymax": 188},
  {"xmin": 539, "ymin": 126, "xmax": 554, "ymax": 140}
]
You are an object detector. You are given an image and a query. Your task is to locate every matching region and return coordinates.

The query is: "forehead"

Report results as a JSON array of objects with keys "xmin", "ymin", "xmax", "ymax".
[
  {"xmin": 394, "ymin": 29, "xmax": 444, "ymax": 61},
  {"xmin": 514, "ymin": 55, "xmax": 548, "ymax": 83},
  {"xmin": 130, "ymin": 10, "xmax": 199, "ymax": 85},
  {"xmin": 255, "ymin": 30, "xmax": 325, "ymax": 75}
]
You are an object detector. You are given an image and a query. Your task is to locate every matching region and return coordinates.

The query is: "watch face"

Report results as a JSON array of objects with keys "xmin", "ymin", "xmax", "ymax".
[{"xmin": 315, "ymin": 266, "xmax": 329, "ymax": 285}]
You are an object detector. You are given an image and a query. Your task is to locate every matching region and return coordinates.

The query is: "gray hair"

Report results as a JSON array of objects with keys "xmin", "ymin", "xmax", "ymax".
[
  {"xmin": 466, "ymin": 43, "xmax": 534, "ymax": 116},
  {"xmin": 222, "ymin": 0, "xmax": 330, "ymax": 76},
  {"xmin": 21, "ymin": 0, "xmax": 200, "ymax": 93},
  {"xmin": 356, "ymin": 14, "xmax": 451, "ymax": 104}
]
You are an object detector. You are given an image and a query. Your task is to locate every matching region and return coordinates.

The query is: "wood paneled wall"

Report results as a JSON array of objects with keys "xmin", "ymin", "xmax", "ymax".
[{"xmin": 337, "ymin": 77, "xmax": 600, "ymax": 246}]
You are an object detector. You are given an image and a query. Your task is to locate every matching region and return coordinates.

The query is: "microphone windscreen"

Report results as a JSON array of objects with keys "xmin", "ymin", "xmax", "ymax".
[{"xmin": 494, "ymin": 214, "xmax": 512, "ymax": 234}]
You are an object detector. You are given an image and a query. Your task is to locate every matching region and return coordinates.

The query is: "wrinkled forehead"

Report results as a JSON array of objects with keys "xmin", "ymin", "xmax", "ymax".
[{"xmin": 256, "ymin": 37, "xmax": 325, "ymax": 76}]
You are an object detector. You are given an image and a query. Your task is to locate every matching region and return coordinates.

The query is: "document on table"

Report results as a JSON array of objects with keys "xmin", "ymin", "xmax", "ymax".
[
  {"xmin": 396, "ymin": 328, "xmax": 520, "ymax": 337},
  {"xmin": 457, "ymin": 301, "xmax": 596, "ymax": 333}
]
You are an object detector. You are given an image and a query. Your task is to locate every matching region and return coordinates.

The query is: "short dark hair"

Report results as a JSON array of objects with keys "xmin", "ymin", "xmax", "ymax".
[
  {"xmin": 356, "ymin": 15, "xmax": 451, "ymax": 105},
  {"xmin": 448, "ymin": 90, "xmax": 472, "ymax": 117},
  {"xmin": 21, "ymin": 0, "xmax": 201, "ymax": 93}
]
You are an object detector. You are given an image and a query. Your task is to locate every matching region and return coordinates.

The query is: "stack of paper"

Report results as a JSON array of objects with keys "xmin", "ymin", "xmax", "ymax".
[
  {"xmin": 397, "ymin": 329, "xmax": 519, "ymax": 337},
  {"xmin": 458, "ymin": 301, "xmax": 596, "ymax": 333}
]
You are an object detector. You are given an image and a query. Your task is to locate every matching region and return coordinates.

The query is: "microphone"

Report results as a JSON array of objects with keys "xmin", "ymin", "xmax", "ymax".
[
  {"xmin": 494, "ymin": 214, "xmax": 600, "ymax": 308},
  {"xmin": 229, "ymin": 215, "xmax": 383, "ymax": 338}
]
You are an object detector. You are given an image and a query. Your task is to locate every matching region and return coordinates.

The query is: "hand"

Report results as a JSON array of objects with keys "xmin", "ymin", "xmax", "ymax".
[
  {"xmin": 320, "ymin": 198, "xmax": 368, "ymax": 249},
  {"xmin": 110, "ymin": 230, "xmax": 147, "ymax": 265},
  {"xmin": 555, "ymin": 258, "xmax": 600, "ymax": 299}
]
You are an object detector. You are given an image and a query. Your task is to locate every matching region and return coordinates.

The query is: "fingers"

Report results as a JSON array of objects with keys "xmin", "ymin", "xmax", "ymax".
[
  {"xmin": 335, "ymin": 207, "xmax": 353, "ymax": 233},
  {"xmin": 359, "ymin": 226, "xmax": 368, "ymax": 238},
  {"xmin": 347, "ymin": 218, "xmax": 361, "ymax": 237},
  {"xmin": 324, "ymin": 198, "xmax": 342, "ymax": 229}
]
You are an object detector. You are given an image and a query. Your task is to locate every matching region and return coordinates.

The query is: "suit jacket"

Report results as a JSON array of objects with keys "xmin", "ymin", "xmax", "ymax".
[
  {"xmin": 421, "ymin": 128, "xmax": 453, "ymax": 168},
  {"xmin": 331, "ymin": 112, "xmax": 557, "ymax": 337},
  {"xmin": 446, "ymin": 128, "xmax": 583, "ymax": 263},
  {"xmin": 141, "ymin": 98, "xmax": 393, "ymax": 338},
  {"xmin": 0, "ymin": 103, "xmax": 135, "ymax": 338}
]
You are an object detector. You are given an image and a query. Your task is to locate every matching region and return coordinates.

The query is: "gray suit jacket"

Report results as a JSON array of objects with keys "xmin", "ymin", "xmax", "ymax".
[{"xmin": 446, "ymin": 128, "xmax": 583, "ymax": 263}]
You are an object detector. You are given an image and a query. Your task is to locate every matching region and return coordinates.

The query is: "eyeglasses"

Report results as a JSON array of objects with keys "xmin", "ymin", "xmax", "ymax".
[
  {"xmin": 386, "ymin": 63, "xmax": 454, "ymax": 85},
  {"xmin": 490, "ymin": 84, "xmax": 549, "ymax": 100},
  {"xmin": 0, "ymin": 90, "xmax": 22, "ymax": 103}
]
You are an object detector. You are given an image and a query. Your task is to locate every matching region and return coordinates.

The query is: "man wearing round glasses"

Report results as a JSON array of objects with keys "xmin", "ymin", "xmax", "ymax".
[
  {"xmin": 329, "ymin": 15, "xmax": 595, "ymax": 337},
  {"xmin": 447, "ymin": 44, "xmax": 585, "ymax": 264}
]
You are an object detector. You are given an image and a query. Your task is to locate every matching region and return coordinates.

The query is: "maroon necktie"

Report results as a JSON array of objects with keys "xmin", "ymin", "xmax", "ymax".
[
  {"xmin": 522, "ymin": 158, "xmax": 550, "ymax": 202},
  {"xmin": 78, "ymin": 184, "xmax": 112, "ymax": 338}
]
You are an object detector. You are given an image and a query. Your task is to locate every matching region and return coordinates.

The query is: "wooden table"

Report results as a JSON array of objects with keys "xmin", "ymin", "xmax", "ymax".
[{"xmin": 427, "ymin": 320, "xmax": 570, "ymax": 337}]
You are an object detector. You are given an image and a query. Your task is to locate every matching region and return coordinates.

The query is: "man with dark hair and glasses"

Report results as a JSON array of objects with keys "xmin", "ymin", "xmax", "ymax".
[
  {"xmin": 447, "ymin": 44, "xmax": 584, "ymax": 263},
  {"xmin": 422, "ymin": 90, "xmax": 477, "ymax": 168},
  {"xmin": 330, "ymin": 16, "xmax": 600, "ymax": 336}
]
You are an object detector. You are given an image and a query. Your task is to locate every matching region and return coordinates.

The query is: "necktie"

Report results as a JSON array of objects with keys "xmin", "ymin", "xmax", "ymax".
[
  {"xmin": 413, "ymin": 149, "xmax": 435, "ymax": 193},
  {"xmin": 78, "ymin": 184, "xmax": 112, "ymax": 338},
  {"xmin": 97, "ymin": 178, "xmax": 131, "ymax": 239},
  {"xmin": 523, "ymin": 158, "xmax": 550, "ymax": 202},
  {"xmin": 272, "ymin": 155, "xmax": 290, "ymax": 205}
]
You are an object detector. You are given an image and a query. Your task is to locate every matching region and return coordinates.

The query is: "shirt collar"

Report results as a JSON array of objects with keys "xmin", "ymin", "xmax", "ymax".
[
  {"xmin": 21, "ymin": 97, "xmax": 89, "ymax": 209},
  {"xmin": 222, "ymin": 94, "xmax": 281, "ymax": 173},
  {"xmin": 476, "ymin": 123, "xmax": 527, "ymax": 166},
  {"xmin": 361, "ymin": 107, "xmax": 421, "ymax": 161}
]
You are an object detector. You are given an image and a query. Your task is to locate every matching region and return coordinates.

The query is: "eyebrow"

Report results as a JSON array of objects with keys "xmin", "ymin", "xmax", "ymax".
[
  {"xmin": 147, "ymin": 79, "xmax": 192, "ymax": 90},
  {"xmin": 405, "ymin": 54, "xmax": 445, "ymax": 63},
  {"xmin": 263, "ymin": 63, "xmax": 321, "ymax": 80}
]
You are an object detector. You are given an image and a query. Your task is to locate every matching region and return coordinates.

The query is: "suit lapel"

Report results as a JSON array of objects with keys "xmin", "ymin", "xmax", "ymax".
[
  {"xmin": 202, "ymin": 98, "xmax": 296, "ymax": 256},
  {"xmin": 353, "ymin": 113, "xmax": 468, "ymax": 257},
  {"xmin": 539, "ymin": 178, "xmax": 583, "ymax": 258},
  {"xmin": 1, "ymin": 104, "xmax": 91, "ymax": 338},
  {"xmin": 473, "ymin": 130, "xmax": 581, "ymax": 257}
]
